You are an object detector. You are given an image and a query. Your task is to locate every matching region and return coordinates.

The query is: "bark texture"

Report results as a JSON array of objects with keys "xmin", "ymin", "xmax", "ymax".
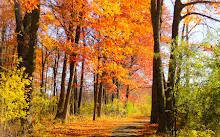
[
  {"xmin": 14, "ymin": 0, "xmax": 40, "ymax": 132},
  {"xmin": 150, "ymin": 0, "xmax": 167, "ymax": 132}
]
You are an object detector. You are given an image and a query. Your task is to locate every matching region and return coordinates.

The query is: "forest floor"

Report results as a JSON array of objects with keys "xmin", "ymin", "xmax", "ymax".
[{"xmin": 32, "ymin": 115, "xmax": 160, "ymax": 136}]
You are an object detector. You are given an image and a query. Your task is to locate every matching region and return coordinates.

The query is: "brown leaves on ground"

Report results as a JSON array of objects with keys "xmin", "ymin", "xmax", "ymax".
[{"xmin": 31, "ymin": 116, "xmax": 159, "ymax": 137}]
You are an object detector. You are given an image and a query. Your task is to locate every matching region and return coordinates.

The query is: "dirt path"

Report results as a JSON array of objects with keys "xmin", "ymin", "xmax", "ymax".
[
  {"xmin": 111, "ymin": 117, "xmax": 151, "ymax": 137},
  {"xmin": 33, "ymin": 116, "xmax": 157, "ymax": 136}
]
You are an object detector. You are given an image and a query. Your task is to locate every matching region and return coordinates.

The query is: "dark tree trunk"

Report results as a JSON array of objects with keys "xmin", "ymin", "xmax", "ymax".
[
  {"xmin": 56, "ymin": 54, "xmax": 68, "ymax": 118},
  {"xmin": 70, "ymin": 91, "xmax": 74, "ymax": 115},
  {"xmin": 166, "ymin": 0, "xmax": 182, "ymax": 130},
  {"xmin": 97, "ymin": 69, "xmax": 106, "ymax": 117},
  {"xmin": 62, "ymin": 55, "xmax": 76, "ymax": 120},
  {"xmin": 111, "ymin": 92, "xmax": 114, "ymax": 102},
  {"xmin": 93, "ymin": 42, "xmax": 101, "ymax": 120},
  {"xmin": 97, "ymin": 82, "xmax": 103, "ymax": 117},
  {"xmin": 125, "ymin": 85, "xmax": 129, "ymax": 107},
  {"xmin": 150, "ymin": 0, "xmax": 167, "ymax": 133},
  {"xmin": 78, "ymin": 60, "xmax": 85, "ymax": 114},
  {"xmin": 53, "ymin": 51, "xmax": 60, "ymax": 97},
  {"xmin": 70, "ymin": 67, "xmax": 78, "ymax": 115},
  {"xmin": 103, "ymin": 88, "xmax": 107, "ymax": 104},
  {"xmin": 62, "ymin": 25, "xmax": 81, "ymax": 120},
  {"xmin": 14, "ymin": 0, "xmax": 40, "ymax": 133},
  {"xmin": 40, "ymin": 48, "xmax": 44, "ymax": 94},
  {"xmin": 74, "ymin": 71, "xmax": 78, "ymax": 114},
  {"xmin": 116, "ymin": 80, "xmax": 121, "ymax": 100},
  {"xmin": 93, "ymin": 74, "xmax": 96, "ymax": 103},
  {"xmin": 93, "ymin": 72, "xmax": 99, "ymax": 120}
]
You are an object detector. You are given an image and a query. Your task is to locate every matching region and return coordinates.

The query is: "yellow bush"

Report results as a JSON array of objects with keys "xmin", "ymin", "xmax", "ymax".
[{"xmin": 0, "ymin": 67, "xmax": 30, "ymax": 123}]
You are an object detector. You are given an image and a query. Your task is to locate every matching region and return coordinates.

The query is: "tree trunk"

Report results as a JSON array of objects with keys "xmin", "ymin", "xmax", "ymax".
[
  {"xmin": 62, "ymin": 56, "xmax": 76, "ymax": 120},
  {"xmin": 55, "ymin": 54, "xmax": 67, "ymax": 119},
  {"xmin": 70, "ymin": 90, "xmax": 74, "ymax": 115},
  {"xmin": 78, "ymin": 60, "xmax": 85, "ymax": 114},
  {"xmin": 93, "ymin": 72, "xmax": 99, "ymax": 120},
  {"xmin": 125, "ymin": 85, "xmax": 129, "ymax": 107},
  {"xmin": 61, "ymin": 24, "xmax": 81, "ymax": 120},
  {"xmin": 97, "ymin": 82, "xmax": 103, "ymax": 117},
  {"xmin": 14, "ymin": 1, "xmax": 40, "ymax": 133},
  {"xmin": 74, "ymin": 71, "xmax": 78, "ymax": 114},
  {"xmin": 70, "ymin": 68, "xmax": 77, "ymax": 115},
  {"xmin": 116, "ymin": 80, "xmax": 121, "ymax": 100},
  {"xmin": 45, "ymin": 58, "xmax": 49, "ymax": 93},
  {"xmin": 104, "ymin": 88, "xmax": 107, "ymax": 105},
  {"xmin": 166, "ymin": 0, "xmax": 182, "ymax": 130},
  {"xmin": 53, "ymin": 51, "xmax": 60, "ymax": 97},
  {"xmin": 111, "ymin": 92, "xmax": 115, "ymax": 102},
  {"xmin": 150, "ymin": 0, "xmax": 167, "ymax": 132},
  {"xmin": 40, "ymin": 48, "xmax": 44, "ymax": 94}
]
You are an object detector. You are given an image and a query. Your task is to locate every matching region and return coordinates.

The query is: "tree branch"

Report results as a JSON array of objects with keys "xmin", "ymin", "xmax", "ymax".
[
  {"xmin": 183, "ymin": 1, "xmax": 220, "ymax": 8},
  {"xmin": 0, "ymin": 66, "xmax": 12, "ymax": 72},
  {"xmin": 181, "ymin": 12, "xmax": 220, "ymax": 22}
]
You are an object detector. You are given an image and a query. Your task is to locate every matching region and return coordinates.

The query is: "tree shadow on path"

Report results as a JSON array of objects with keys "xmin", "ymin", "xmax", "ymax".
[{"xmin": 111, "ymin": 116, "xmax": 158, "ymax": 137}]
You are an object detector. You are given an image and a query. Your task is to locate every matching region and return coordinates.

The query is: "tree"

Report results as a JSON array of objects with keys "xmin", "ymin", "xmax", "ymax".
[
  {"xmin": 166, "ymin": 0, "xmax": 220, "ymax": 130},
  {"xmin": 46, "ymin": 0, "xmax": 86, "ymax": 120},
  {"xmin": 150, "ymin": 0, "xmax": 167, "ymax": 133},
  {"xmin": 13, "ymin": 0, "xmax": 40, "ymax": 132}
]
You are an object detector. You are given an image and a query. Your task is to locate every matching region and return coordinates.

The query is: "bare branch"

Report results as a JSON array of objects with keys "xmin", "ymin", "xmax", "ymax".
[
  {"xmin": 181, "ymin": 12, "xmax": 220, "ymax": 22},
  {"xmin": 183, "ymin": 1, "xmax": 220, "ymax": 8},
  {"xmin": 0, "ymin": 65, "xmax": 12, "ymax": 72}
]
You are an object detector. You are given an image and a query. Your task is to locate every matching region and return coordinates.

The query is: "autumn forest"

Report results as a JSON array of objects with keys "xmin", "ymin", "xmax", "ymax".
[{"xmin": 0, "ymin": 0, "xmax": 219, "ymax": 136}]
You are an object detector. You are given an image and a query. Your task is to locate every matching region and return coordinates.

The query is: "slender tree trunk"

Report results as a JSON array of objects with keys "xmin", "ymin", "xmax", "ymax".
[
  {"xmin": 70, "ymin": 82, "xmax": 74, "ymax": 115},
  {"xmin": 55, "ymin": 54, "xmax": 67, "ymax": 119},
  {"xmin": 104, "ymin": 88, "xmax": 107, "ymax": 104},
  {"xmin": 97, "ymin": 69, "xmax": 106, "ymax": 117},
  {"xmin": 166, "ymin": 0, "xmax": 182, "ymax": 130},
  {"xmin": 93, "ymin": 74, "xmax": 96, "ymax": 103},
  {"xmin": 40, "ymin": 48, "xmax": 44, "ymax": 94},
  {"xmin": 52, "ymin": 51, "xmax": 59, "ymax": 112},
  {"xmin": 53, "ymin": 51, "xmax": 60, "ymax": 97},
  {"xmin": 93, "ymin": 42, "xmax": 101, "ymax": 120},
  {"xmin": 70, "ymin": 68, "xmax": 77, "ymax": 115},
  {"xmin": 93, "ymin": 72, "xmax": 99, "ymax": 120},
  {"xmin": 78, "ymin": 60, "xmax": 85, "ymax": 114},
  {"xmin": 97, "ymin": 82, "xmax": 103, "ymax": 117},
  {"xmin": 74, "ymin": 70, "xmax": 78, "ymax": 114},
  {"xmin": 116, "ymin": 80, "xmax": 121, "ymax": 100},
  {"xmin": 45, "ymin": 58, "xmax": 49, "ymax": 93},
  {"xmin": 125, "ymin": 85, "xmax": 129, "ymax": 107},
  {"xmin": 111, "ymin": 92, "xmax": 114, "ymax": 102}
]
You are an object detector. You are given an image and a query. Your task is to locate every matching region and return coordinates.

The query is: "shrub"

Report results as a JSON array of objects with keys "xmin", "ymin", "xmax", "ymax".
[
  {"xmin": 177, "ymin": 129, "xmax": 215, "ymax": 137},
  {"xmin": 0, "ymin": 67, "xmax": 30, "ymax": 136}
]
